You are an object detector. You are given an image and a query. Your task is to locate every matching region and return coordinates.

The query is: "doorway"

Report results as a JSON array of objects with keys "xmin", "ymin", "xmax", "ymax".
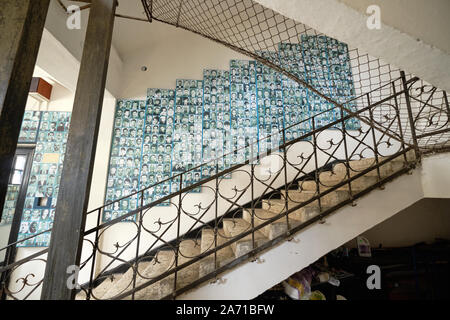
[{"xmin": 0, "ymin": 147, "xmax": 34, "ymax": 266}]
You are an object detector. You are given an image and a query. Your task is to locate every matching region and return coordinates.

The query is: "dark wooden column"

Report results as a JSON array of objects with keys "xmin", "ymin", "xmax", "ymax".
[
  {"xmin": 41, "ymin": 0, "xmax": 117, "ymax": 300},
  {"xmin": 0, "ymin": 0, "xmax": 50, "ymax": 220}
]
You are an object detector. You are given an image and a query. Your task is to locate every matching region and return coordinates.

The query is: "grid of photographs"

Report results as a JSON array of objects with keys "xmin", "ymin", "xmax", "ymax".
[
  {"xmin": 103, "ymin": 100, "xmax": 146, "ymax": 223},
  {"xmin": 230, "ymin": 60, "xmax": 258, "ymax": 164},
  {"xmin": 256, "ymin": 57, "xmax": 284, "ymax": 154},
  {"xmin": 100, "ymin": 40, "xmax": 360, "ymax": 224},
  {"xmin": 300, "ymin": 36, "xmax": 336, "ymax": 129},
  {"xmin": 0, "ymin": 185, "xmax": 20, "ymax": 226},
  {"xmin": 172, "ymin": 79, "xmax": 203, "ymax": 192},
  {"xmin": 322, "ymin": 36, "xmax": 360, "ymax": 129},
  {"xmin": 301, "ymin": 35, "xmax": 360, "ymax": 130},
  {"xmin": 18, "ymin": 111, "xmax": 71, "ymax": 247},
  {"xmin": 202, "ymin": 69, "xmax": 230, "ymax": 177},
  {"xmin": 277, "ymin": 44, "xmax": 313, "ymax": 141},
  {"xmin": 18, "ymin": 111, "xmax": 41, "ymax": 143},
  {"xmin": 142, "ymin": 89, "xmax": 175, "ymax": 206},
  {"xmin": 278, "ymin": 43, "xmax": 305, "ymax": 79},
  {"xmin": 283, "ymin": 78, "xmax": 312, "ymax": 140}
]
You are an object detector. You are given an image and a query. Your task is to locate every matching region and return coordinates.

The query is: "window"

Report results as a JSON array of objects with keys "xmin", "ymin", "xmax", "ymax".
[{"xmin": 10, "ymin": 155, "xmax": 27, "ymax": 185}]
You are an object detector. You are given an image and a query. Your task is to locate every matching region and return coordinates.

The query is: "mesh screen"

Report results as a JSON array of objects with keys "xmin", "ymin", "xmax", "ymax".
[{"xmin": 141, "ymin": 0, "xmax": 449, "ymax": 150}]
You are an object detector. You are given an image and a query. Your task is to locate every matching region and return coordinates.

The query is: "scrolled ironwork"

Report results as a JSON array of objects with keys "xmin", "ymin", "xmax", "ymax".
[{"xmin": 1, "ymin": 74, "xmax": 449, "ymax": 301}]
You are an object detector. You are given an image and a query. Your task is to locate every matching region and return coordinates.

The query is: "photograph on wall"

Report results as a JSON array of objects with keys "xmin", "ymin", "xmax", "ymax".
[
  {"xmin": 256, "ymin": 55, "xmax": 284, "ymax": 153},
  {"xmin": 322, "ymin": 36, "xmax": 360, "ymax": 129},
  {"xmin": 172, "ymin": 79, "xmax": 203, "ymax": 192},
  {"xmin": 300, "ymin": 35, "xmax": 360, "ymax": 130},
  {"xmin": 17, "ymin": 111, "xmax": 71, "ymax": 247},
  {"xmin": 103, "ymin": 100, "xmax": 146, "ymax": 222},
  {"xmin": 98, "ymin": 41, "xmax": 360, "ymax": 223},
  {"xmin": 230, "ymin": 60, "xmax": 258, "ymax": 165},
  {"xmin": 142, "ymin": 89, "xmax": 175, "ymax": 206},
  {"xmin": 0, "ymin": 185, "xmax": 20, "ymax": 226},
  {"xmin": 18, "ymin": 111, "xmax": 41, "ymax": 144},
  {"xmin": 202, "ymin": 69, "xmax": 230, "ymax": 177},
  {"xmin": 283, "ymin": 77, "xmax": 313, "ymax": 140}
]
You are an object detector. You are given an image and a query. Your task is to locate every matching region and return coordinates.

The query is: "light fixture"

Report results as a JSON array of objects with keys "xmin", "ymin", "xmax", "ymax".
[{"xmin": 141, "ymin": 66, "xmax": 148, "ymax": 72}]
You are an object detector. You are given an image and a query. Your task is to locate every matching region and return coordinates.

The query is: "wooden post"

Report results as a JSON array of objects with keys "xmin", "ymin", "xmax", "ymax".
[
  {"xmin": 41, "ymin": 0, "xmax": 117, "ymax": 300},
  {"xmin": 0, "ymin": 0, "xmax": 50, "ymax": 220}
]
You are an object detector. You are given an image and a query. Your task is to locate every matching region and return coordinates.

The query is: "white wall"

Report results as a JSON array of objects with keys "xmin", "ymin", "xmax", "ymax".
[
  {"xmin": 345, "ymin": 198, "xmax": 450, "ymax": 248},
  {"xmin": 421, "ymin": 153, "xmax": 450, "ymax": 199},
  {"xmin": 119, "ymin": 24, "xmax": 248, "ymax": 99},
  {"xmin": 43, "ymin": 0, "xmax": 124, "ymax": 97}
]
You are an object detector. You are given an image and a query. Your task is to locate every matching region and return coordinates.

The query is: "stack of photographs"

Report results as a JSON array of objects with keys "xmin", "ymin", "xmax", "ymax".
[
  {"xmin": 18, "ymin": 111, "xmax": 41, "ymax": 143},
  {"xmin": 256, "ymin": 54, "xmax": 284, "ymax": 154},
  {"xmin": 142, "ymin": 89, "xmax": 175, "ymax": 206},
  {"xmin": 103, "ymin": 100, "xmax": 146, "ymax": 223},
  {"xmin": 230, "ymin": 60, "xmax": 258, "ymax": 164},
  {"xmin": 0, "ymin": 185, "xmax": 20, "ymax": 225},
  {"xmin": 172, "ymin": 80, "xmax": 203, "ymax": 192},
  {"xmin": 202, "ymin": 70, "xmax": 231, "ymax": 177},
  {"xmin": 18, "ymin": 111, "xmax": 71, "ymax": 247}
]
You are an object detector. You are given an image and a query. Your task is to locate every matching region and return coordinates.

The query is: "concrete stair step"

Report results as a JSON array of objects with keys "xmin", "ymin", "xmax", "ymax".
[
  {"xmin": 299, "ymin": 175, "xmax": 378, "ymax": 192},
  {"xmin": 131, "ymin": 250, "xmax": 176, "ymax": 300},
  {"xmin": 381, "ymin": 150, "xmax": 416, "ymax": 163},
  {"xmin": 157, "ymin": 239, "xmax": 201, "ymax": 299},
  {"xmin": 332, "ymin": 161, "xmax": 395, "ymax": 178},
  {"xmin": 262, "ymin": 198, "xmax": 330, "ymax": 222},
  {"xmin": 242, "ymin": 208, "xmax": 301, "ymax": 240},
  {"xmin": 281, "ymin": 189, "xmax": 350, "ymax": 206},
  {"xmin": 76, "ymin": 273, "xmax": 123, "ymax": 300},
  {"xmin": 101, "ymin": 260, "xmax": 152, "ymax": 299},
  {"xmin": 198, "ymin": 228, "xmax": 235, "ymax": 278},
  {"xmin": 223, "ymin": 218, "xmax": 268, "ymax": 257}
]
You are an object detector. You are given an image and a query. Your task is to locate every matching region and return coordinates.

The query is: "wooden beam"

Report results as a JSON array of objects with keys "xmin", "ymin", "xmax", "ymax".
[
  {"xmin": 41, "ymin": 0, "xmax": 117, "ymax": 300},
  {"xmin": 0, "ymin": 0, "xmax": 50, "ymax": 220}
]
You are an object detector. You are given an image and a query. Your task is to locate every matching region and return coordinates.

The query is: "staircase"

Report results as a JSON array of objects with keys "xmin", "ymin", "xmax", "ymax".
[
  {"xmin": 77, "ymin": 149, "xmax": 417, "ymax": 300},
  {"xmin": 1, "ymin": 74, "xmax": 447, "ymax": 302}
]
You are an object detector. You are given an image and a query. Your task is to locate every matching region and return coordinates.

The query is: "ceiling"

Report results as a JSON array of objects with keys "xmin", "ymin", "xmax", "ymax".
[{"xmin": 45, "ymin": 0, "xmax": 183, "ymax": 62}]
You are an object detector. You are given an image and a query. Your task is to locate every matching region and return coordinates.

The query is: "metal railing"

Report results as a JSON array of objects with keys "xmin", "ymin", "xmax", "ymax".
[
  {"xmin": 75, "ymin": 74, "xmax": 447, "ymax": 300},
  {"xmin": 0, "ymin": 73, "xmax": 448, "ymax": 300}
]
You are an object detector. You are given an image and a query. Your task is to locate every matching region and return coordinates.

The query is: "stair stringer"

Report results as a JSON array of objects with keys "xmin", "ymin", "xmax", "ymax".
[{"xmin": 177, "ymin": 166, "xmax": 425, "ymax": 300}]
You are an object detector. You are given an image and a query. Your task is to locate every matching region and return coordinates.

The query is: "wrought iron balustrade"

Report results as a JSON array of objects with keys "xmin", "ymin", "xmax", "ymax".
[
  {"xmin": 74, "ymin": 74, "xmax": 448, "ymax": 300},
  {"xmin": 0, "ymin": 73, "xmax": 448, "ymax": 300}
]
